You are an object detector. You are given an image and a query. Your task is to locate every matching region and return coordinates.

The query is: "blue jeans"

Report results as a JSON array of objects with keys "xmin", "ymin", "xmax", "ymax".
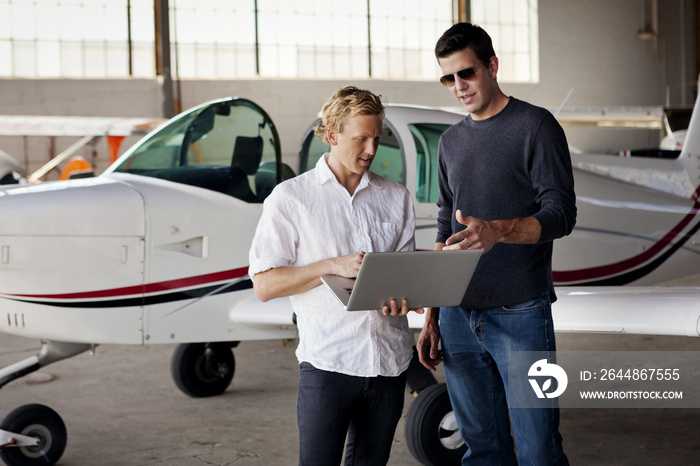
[
  {"xmin": 297, "ymin": 362, "xmax": 407, "ymax": 466},
  {"xmin": 440, "ymin": 292, "xmax": 569, "ymax": 466}
]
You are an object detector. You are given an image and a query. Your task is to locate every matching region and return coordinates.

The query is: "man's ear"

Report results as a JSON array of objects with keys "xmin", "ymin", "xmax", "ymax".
[
  {"xmin": 327, "ymin": 128, "xmax": 338, "ymax": 146},
  {"xmin": 488, "ymin": 56, "xmax": 499, "ymax": 79}
]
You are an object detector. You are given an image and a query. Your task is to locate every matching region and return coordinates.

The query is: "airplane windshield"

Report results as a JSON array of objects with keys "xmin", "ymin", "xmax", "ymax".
[{"xmin": 109, "ymin": 99, "xmax": 286, "ymax": 203}]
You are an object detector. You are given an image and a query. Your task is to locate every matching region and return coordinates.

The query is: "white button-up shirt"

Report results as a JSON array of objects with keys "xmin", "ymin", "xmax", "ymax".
[{"xmin": 249, "ymin": 154, "xmax": 416, "ymax": 377}]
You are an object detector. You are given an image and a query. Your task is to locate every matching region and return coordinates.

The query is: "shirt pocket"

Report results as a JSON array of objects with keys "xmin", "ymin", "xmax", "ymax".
[{"xmin": 366, "ymin": 221, "xmax": 404, "ymax": 252}]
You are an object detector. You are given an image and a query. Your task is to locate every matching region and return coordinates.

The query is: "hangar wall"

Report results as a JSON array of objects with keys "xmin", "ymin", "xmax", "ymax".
[{"xmin": 0, "ymin": 0, "xmax": 696, "ymax": 178}]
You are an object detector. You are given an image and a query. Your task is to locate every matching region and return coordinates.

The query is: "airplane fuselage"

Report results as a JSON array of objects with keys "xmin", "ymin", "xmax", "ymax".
[{"xmin": 1, "ymin": 98, "xmax": 700, "ymax": 346}]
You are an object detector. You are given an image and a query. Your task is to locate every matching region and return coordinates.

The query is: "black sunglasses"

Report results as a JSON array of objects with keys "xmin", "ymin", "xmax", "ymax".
[{"xmin": 439, "ymin": 66, "xmax": 480, "ymax": 86}]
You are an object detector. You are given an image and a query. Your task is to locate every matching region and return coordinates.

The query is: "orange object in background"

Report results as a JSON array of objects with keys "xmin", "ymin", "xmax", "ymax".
[
  {"xmin": 59, "ymin": 156, "xmax": 94, "ymax": 180},
  {"xmin": 107, "ymin": 135, "xmax": 126, "ymax": 164}
]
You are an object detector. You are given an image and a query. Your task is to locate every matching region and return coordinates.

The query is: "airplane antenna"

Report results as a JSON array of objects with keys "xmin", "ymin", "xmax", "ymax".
[
  {"xmin": 554, "ymin": 88, "xmax": 575, "ymax": 117},
  {"xmin": 662, "ymin": 112, "xmax": 673, "ymax": 139}
]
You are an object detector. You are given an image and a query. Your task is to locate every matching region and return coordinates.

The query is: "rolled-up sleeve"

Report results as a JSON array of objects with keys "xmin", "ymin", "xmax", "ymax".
[{"xmin": 248, "ymin": 188, "xmax": 299, "ymax": 281}]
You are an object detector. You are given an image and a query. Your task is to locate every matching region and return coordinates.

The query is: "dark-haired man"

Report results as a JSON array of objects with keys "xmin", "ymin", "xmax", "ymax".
[{"xmin": 417, "ymin": 23, "xmax": 576, "ymax": 465}]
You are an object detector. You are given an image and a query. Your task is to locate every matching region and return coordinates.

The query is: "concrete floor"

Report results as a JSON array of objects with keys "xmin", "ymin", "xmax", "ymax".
[{"xmin": 0, "ymin": 330, "xmax": 699, "ymax": 465}]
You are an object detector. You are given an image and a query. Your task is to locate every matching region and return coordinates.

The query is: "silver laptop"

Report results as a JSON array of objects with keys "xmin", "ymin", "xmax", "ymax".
[{"xmin": 320, "ymin": 250, "xmax": 481, "ymax": 311}]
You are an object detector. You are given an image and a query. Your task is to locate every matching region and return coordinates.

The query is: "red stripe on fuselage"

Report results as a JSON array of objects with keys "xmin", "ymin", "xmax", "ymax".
[
  {"xmin": 4, "ymin": 267, "xmax": 250, "ymax": 300},
  {"xmin": 553, "ymin": 187, "xmax": 700, "ymax": 283}
]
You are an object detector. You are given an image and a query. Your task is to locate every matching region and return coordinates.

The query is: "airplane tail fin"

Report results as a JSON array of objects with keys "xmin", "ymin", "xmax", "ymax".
[{"xmin": 677, "ymin": 93, "xmax": 700, "ymax": 200}]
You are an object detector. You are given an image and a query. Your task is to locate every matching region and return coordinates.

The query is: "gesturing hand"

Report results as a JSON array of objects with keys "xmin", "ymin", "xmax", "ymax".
[{"xmin": 444, "ymin": 209, "xmax": 498, "ymax": 254}]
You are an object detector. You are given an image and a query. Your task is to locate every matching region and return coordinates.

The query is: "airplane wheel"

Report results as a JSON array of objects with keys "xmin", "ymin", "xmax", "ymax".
[
  {"xmin": 0, "ymin": 404, "xmax": 66, "ymax": 466},
  {"xmin": 171, "ymin": 343, "xmax": 235, "ymax": 398},
  {"xmin": 405, "ymin": 383, "xmax": 466, "ymax": 466}
]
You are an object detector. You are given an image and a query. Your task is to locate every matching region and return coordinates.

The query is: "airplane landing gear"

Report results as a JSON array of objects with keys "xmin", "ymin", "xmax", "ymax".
[
  {"xmin": 0, "ymin": 341, "xmax": 89, "ymax": 465},
  {"xmin": 0, "ymin": 404, "xmax": 66, "ymax": 466},
  {"xmin": 405, "ymin": 383, "xmax": 466, "ymax": 466},
  {"xmin": 170, "ymin": 342, "xmax": 237, "ymax": 397}
]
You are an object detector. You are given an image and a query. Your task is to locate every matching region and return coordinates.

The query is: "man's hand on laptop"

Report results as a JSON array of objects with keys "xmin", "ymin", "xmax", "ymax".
[
  {"xmin": 330, "ymin": 251, "xmax": 365, "ymax": 277},
  {"xmin": 382, "ymin": 298, "xmax": 425, "ymax": 316}
]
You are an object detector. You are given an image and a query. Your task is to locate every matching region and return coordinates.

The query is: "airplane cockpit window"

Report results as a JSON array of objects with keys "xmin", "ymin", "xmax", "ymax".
[
  {"xmin": 410, "ymin": 123, "xmax": 450, "ymax": 204},
  {"xmin": 298, "ymin": 122, "xmax": 405, "ymax": 185},
  {"xmin": 108, "ymin": 99, "xmax": 291, "ymax": 203}
]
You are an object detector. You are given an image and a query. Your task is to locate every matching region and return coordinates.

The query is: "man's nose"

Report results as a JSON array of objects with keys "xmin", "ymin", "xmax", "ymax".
[
  {"xmin": 365, "ymin": 140, "xmax": 378, "ymax": 155},
  {"xmin": 454, "ymin": 75, "xmax": 470, "ymax": 90}
]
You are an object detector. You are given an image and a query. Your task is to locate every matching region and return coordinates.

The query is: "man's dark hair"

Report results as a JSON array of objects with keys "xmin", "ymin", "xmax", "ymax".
[{"xmin": 435, "ymin": 22, "xmax": 496, "ymax": 67}]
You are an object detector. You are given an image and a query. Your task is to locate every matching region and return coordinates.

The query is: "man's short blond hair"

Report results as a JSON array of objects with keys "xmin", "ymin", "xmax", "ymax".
[{"xmin": 313, "ymin": 86, "xmax": 386, "ymax": 145}]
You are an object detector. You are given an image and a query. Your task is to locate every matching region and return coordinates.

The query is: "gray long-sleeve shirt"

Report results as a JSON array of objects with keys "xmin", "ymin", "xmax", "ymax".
[{"xmin": 436, "ymin": 97, "xmax": 577, "ymax": 309}]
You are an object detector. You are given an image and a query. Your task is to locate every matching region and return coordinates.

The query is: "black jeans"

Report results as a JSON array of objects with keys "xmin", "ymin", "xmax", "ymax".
[{"xmin": 297, "ymin": 362, "xmax": 407, "ymax": 466}]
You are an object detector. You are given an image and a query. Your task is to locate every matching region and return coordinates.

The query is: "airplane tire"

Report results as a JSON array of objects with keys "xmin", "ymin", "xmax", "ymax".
[
  {"xmin": 171, "ymin": 343, "xmax": 235, "ymax": 398},
  {"xmin": 0, "ymin": 404, "xmax": 66, "ymax": 466},
  {"xmin": 405, "ymin": 383, "xmax": 466, "ymax": 466}
]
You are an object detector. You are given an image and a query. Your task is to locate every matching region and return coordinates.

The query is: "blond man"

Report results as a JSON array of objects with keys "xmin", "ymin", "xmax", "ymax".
[{"xmin": 249, "ymin": 86, "xmax": 421, "ymax": 466}]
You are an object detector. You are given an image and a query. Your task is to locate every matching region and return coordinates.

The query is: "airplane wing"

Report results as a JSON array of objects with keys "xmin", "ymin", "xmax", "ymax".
[
  {"xmin": 0, "ymin": 115, "xmax": 167, "ymax": 181},
  {"xmin": 227, "ymin": 286, "xmax": 700, "ymax": 338},
  {"xmin": 553, "ymin": 106, "xmax": 666, "ymax": 129},
  {"xmin": 406, "ymin": 286, "xmax": 700, "ymax": 337},
  {"xmin": 550, "ymin": 286, "xmax": 700, "ymax": 336},
  {"xmin": 0, "ymin": 115, "xmax": 165, "ymax": 137},
  {"xmin": 228, "ymin": 294, "xmax": 299, "ymax": 340},
  {"xmin": 438, "ymin": 105, "xmax": 673, "ymax": 130}
]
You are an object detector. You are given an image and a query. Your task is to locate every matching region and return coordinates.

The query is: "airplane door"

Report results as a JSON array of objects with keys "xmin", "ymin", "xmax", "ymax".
[{"xmin": 406, "ymin": 123, "xmax": 449, "ymax": 249}]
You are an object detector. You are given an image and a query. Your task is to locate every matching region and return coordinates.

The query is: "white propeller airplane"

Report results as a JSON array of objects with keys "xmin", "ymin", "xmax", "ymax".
[{"xmin": 1, "ymin": 93, "xmax": 699, "ymax": 466}]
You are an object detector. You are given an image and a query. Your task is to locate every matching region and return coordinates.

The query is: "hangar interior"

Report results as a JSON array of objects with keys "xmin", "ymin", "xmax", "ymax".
[
  {"xmin": 0, "ymin": 0, "xmax": 697, "ymax": 180},
  {"xmin": 1, "ymin": 2, "xmax": 700, "ymax": 466}
]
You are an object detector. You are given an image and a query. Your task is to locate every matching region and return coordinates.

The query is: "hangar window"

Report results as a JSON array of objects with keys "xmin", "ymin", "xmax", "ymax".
[
  {"xmin": 470, "ymin": 0, "xmax": 539, "ymax": 83},
  {"xmin": 171, "ymin": 0, "xmax": 454, "ymax": 80},
  {"xmin": 0, "ymin": 0, "xmax": 155, "ymax": 78},
  {"xmin": 0, "ymin": 0, "xmax": 452, "ymax": 81},
  {"xmin": 0, "ymin": 1, "xmax": 538, "ymax": 82}
]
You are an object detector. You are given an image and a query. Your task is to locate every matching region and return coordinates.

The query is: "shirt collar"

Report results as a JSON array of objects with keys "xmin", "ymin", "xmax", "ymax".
[{"xmin": 314, "ymin": 153, "xmax": 382, "ymax": 192}]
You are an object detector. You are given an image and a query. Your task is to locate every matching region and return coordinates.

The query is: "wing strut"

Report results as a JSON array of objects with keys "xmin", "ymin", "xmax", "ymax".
[{"xmin": 28, "ymin": 135, "xmax": 96, "ymax": 183}]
